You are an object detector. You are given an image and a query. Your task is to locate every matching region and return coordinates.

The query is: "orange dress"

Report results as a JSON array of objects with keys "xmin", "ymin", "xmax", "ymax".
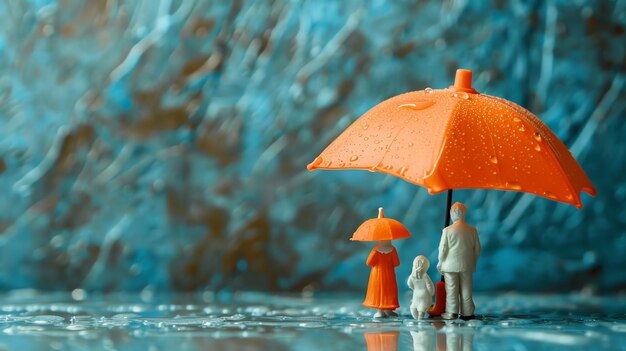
[{"xmin": 363, "ymin": 245, "xmax": 400, "ymax": 310}]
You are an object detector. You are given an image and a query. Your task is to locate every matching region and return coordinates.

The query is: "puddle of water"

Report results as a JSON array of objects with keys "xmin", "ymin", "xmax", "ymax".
[{"xmin": 0, "ymin": 292, "xmax": 624, "ymax": 350}]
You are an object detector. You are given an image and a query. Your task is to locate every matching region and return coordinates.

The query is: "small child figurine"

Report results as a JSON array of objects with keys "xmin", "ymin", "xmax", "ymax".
[{"xmin": 407, "ymin": 255, "xmax": 435, "ymax": 320}]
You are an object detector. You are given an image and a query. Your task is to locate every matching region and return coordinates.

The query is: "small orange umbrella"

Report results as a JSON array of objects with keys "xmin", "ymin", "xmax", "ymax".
[
  {"xmin": 351, "ymin": 208, "xmax": 412, "ymax": 242},
  {"xmin": 308, "ymin": 69, "xmax": 596, "ymax": 210}
]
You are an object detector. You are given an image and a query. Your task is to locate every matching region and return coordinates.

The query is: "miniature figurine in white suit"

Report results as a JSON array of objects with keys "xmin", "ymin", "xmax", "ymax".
[
  {"xmin": 407, "ymin": 255, "xmax": 434, "ymax": 320},
  {"xmin": 437, "ymin": 202, "xmax": 480, "ymax": 320}
]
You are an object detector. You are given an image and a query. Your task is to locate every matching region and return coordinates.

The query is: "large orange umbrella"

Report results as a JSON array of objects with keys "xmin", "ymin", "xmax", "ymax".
[{"xmin": 308, "ymin": 69, "xmax": 596, "ymax": 213}]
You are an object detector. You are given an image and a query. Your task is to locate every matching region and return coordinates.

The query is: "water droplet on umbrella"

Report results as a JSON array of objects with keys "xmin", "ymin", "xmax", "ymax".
[
  {"xmin": 506, "ymin": 181, "xmax": 522, "ymax": 190},
  {"xmin": 534, "ymin": 144, "xmax": 541, "ymax": 151},
  {"xmin": 424, "ymin": 87, "xmax": 433, "ymax": 94},
  {"xmin": 350, "ymin": 155, "xmax": 358, "ymax": 162},
  {"xmin": 533, "ymin": 132, "xmax": 542, "ymax": 142},
  {"xmin": 325, "ymin": 161, "xmax": 332, "ymax": 167},
  {"xmin": 364, "ymin": 137, "xmax": 369, "ymax": 141},
  {"xmin": 543, "ymin": 191, "xmax": 557, "ymax": 199},
  {"xmin": 363, "ymin": 125, "xmax": 369, "ymax": 130},
  {"xmin": 398, "ymin": 99, "xmax": 435, "ymax": 110},
  {"xmin": 399, "ymin": 166, "xmax": 409, "ymax": 176},
  {"xmin": 518, "ymin": 125, "xmax": 526, "ymax": 132},
  {"xmin": 490, "ymin": 156, "xmax": 498, "ymax": 164},
  {"xmin": 408, "ymin": 142, "xmax": 414, "ymax": 147},
  {"xmin": 566, "ymin": 194, "xmax": 573, "ymax": 200},
  {"xmin": 453, "ymin": 92, "xmax": 470, "ymax": 100},
  {"xmin": 310, "ymin": 157, "xmax": 323, "ymax": 167},
  {"xmin": 513, "ymin": 117, "xmax": 521, "ymax": 122}
]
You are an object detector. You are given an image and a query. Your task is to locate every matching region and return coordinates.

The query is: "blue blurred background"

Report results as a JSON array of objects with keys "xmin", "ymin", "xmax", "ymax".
[{"xmin": 0, "ymin": 0, "xmax": 624, "ymax": 295}]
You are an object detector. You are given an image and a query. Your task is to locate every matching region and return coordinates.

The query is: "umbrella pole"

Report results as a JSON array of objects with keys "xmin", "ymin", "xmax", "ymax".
[
  {"xmin": 440, "ymin": 189, "xmax": 453, "ymax": 283},
  {"xmin": 444, "ymin": 189, "xmax": 453, "ymax": 228}
]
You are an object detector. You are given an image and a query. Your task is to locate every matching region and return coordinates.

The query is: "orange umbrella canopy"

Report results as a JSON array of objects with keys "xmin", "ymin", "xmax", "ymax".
[
  {"xmin": 351, "ymin": 208, "xmax": 412, "ymax": 242},
  {"xmin": 308, "ymin": 69, "xmax": 596, "ymax": 208}
]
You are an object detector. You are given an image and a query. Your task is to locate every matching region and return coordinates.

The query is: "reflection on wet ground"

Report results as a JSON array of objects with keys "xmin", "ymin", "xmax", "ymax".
[{"xmin": 0, "ymin": 291, "xmax": 624, "ymax": 350}]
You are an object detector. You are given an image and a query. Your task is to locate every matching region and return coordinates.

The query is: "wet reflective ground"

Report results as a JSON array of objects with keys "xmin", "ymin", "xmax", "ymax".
[{"xmin": 0, "ymin": 291, "xmax": 625, "ymax": 350}]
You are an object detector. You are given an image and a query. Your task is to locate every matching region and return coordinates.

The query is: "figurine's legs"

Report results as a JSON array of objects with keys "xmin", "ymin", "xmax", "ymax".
[
  {"xmin": 417, "ymin": 311, "xmax": 424, "ymax": 320},
  {"xmin": 374, "ymin": 310, "xmax": 386, "ymax": 318},
  {"xmin": 384, "ymin": 310, "xmax": 398, "ymax": 317},
  {"xmin": 459, "ymin": 272, "xmax": 475, "ymax": 317},
  {"xmin": 443, "ymin": 272, "xmax": 460, "ymax": 319},
  {"xmin": 410, "ymin": 306, "xmax": 419, "ymax": 320}
]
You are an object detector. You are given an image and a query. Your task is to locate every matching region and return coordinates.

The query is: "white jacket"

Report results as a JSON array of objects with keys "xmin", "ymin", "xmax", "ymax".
[{"xmin": 437, "ymin": 221, "xmax": 480, "ymax": 273}]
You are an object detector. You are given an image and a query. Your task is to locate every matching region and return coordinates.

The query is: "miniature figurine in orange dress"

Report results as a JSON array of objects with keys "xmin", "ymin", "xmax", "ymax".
[
  {"xmin": 363, "ymin": 241, "xmax": 401, "ymax": 317},
  {"xmin": 351, "ymin": 208, "xmax": 412, "ymax": 318}
]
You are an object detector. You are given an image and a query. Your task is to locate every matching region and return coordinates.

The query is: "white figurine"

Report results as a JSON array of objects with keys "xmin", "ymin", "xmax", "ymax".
[
  {"xmin": 437, "ymin": 202, "xmax": 481, "ymax": 320},
  {"xmin": 407, "ymin": 255, "xmax": 435, "ymax": 320}
]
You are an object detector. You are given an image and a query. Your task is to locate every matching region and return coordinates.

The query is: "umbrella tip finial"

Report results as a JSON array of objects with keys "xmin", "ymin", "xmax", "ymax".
[
  {"xmin": 378, "ymin": 207, "xmax": 384, "ymax": 218},
  {"xmin": 451, "ymin": 69, "xmax": 478, "ymax": 94}
]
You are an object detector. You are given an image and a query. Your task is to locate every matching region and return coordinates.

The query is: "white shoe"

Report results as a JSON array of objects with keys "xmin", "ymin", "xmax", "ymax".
[
  {"xmin": 441, "ymin": 313, "xmax": 458, "ymax": 320},
  {"xmin": 384, "ymin": 310, "xmax": 398, "ymax": 317},
  {"xmin": 374, "ymin": 310, "xmax": 386, "ymax": 318}
]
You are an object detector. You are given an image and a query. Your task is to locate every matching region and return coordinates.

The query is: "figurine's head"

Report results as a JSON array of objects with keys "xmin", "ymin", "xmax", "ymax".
[
  {"xmin": 450, "ymin": 202, "xmax": 467, "ymax": 223},
  {"xmin": 412, "ymin": 255, "xmax": 429, "ymax": 277}
]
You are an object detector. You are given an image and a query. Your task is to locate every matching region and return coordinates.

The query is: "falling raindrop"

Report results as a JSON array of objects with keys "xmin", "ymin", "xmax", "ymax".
[
  {"xmin": 490, "ymin": 156, "xmax": 499, "ymax": 164},
  {"xmin": 350, "ymin": 155, "xmax": 359, "ymax": 162},
  {"xmin": 534, "ymin": 144, "xmax": 541, "ymax": 151},
  {"xmin": 424, "ymin": 87, "xmax": 433, "ymax": 94}
]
